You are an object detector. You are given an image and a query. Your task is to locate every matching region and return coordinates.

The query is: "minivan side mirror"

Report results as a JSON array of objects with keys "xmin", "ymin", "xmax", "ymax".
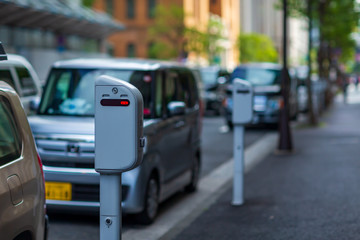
[
  {"xmin": 167, "ymin": 101, "xmax": 186, "ymax": 116},
  {"xmin": 0, "ymin": 42, "xmax": 7, "ymax": 61}
]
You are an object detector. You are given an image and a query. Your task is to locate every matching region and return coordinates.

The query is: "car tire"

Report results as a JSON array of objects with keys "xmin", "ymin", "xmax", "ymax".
[
  {"xmin": 185, "ymin": 156, "xmax": 200, "ymax": 193},
  {"xmin": 135, "ymin": 174, "xmax": 159, "ymax": 225}
]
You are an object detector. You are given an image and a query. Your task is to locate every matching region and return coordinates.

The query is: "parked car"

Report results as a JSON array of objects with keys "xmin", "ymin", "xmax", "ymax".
[
  {"xmin": 28, "ymin": 58, "xmax": 202, "ymax": 224},
  {"xmin": 199, "ymin": 66, "xmax": 230, "ymax": 115},
  {"xmin": 224, "ymin": 63, "xmax": 297, "ymax": 128},
  {"xmin": 0, "ymin": 54, "xmax": 42, "ymax": 115},
  {"xmin": 0, "ymin": 49, "xmax": 48, "ymax": 239}
]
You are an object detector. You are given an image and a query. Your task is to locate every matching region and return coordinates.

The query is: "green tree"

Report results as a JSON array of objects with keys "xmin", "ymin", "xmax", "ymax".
[
  {"xmin": 149, "ymin": 5, "xmax": 227, "ymax": 63},
  {"xmin": 283, "ymin": 0, "xmax": 358, "ymax": 107},
  {"xmin": 148, "ymin": 4, "xmax": 186, "ymax": 60},
  {"xmin": 237, "ymin": 33, "xmax": 278, "ymax": 63}
]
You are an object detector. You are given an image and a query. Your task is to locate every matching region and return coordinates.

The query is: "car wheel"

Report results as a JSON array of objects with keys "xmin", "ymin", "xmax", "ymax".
[
  {"xmin": 185, "ymin": 157, "xmax": 200, "ymax": 193},
  {"xmin": 135, "ymin": 175, "xmax": 159, "ymax": 225}
]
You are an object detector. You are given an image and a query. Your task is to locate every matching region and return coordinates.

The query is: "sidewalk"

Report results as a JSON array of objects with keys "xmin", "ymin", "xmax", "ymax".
[{"xmin": 171, "ymin": 86, "xmax": 360, "ymax": 240}]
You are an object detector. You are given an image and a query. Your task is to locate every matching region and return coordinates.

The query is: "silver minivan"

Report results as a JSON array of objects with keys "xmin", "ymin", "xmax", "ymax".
[{"xmin": 29, "ymin": 58, "xmax": 202, "ymax": 224}]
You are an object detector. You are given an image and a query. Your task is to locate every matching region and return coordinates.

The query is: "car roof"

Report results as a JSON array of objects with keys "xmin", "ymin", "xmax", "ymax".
[
  {"xmin": 0, "ymin": 54, "xmax": 32, "ymax": 67},
  {"xmin": 52, "ymin": 58, "xmax": 186, "ymax": 71},
  {"xmin": 235, "ymin": 62, "xmax": 282, "ymax": 70}
]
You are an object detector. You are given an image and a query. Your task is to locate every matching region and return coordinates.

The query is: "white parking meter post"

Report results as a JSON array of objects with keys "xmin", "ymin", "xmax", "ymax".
[
  {"xmin": 231, "ymin": 79, "xmax": 253, "ymax": 206},
  {"xmin": 95, "ymin": 75, "xmax": 144, "ymax": 240}
]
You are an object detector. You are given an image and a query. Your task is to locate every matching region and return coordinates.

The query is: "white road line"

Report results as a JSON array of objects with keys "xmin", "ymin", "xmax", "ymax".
[{"xmin": 123, "ymin": 132, "xmax": 278, "ymax": 240}]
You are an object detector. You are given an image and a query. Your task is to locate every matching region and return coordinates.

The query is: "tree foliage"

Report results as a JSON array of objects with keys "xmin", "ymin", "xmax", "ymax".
[
  {"xmin": 149, "ymin": 5, "xmax": 227, "ymax": 63},
  {"xmin": 284, "ymin": 0, "xmax": 358, "ymax": 67},
  {"xmin": 148, "ymin": 4, "xmax": 186, "ymax": 60},
  {"xmin": 237, "ymin": 33, "xmax": 278, "ymax": 63}
]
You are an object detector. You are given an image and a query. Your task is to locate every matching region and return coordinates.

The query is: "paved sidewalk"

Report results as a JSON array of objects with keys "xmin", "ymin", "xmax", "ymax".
[{"xmin": 171, "ymin": 86, "xmax": 360, "ymax": 240}]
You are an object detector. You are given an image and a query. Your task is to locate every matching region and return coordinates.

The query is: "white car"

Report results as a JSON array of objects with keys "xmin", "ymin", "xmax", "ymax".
[{"xmin": 0, "ymin": 54, "xmax": 42, "ymax": 114}]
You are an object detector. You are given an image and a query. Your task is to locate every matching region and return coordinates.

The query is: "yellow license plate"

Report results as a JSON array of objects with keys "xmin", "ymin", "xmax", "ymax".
[{"xmin": 45, "ymin": 182, "xmax": 72, "ymax": 201}]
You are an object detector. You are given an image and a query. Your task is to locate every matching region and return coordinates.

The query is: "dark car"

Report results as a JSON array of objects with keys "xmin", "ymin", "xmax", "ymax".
[
  {"xmin": 199, "ymin": 66, "xmax": 230, "ymax": 115},
  {"xmin": 28, "ymin": 58, "xmax": 202, "ymax": 224},
  {"xmin": 224, "ymin": 63, "xmax": 297, "ymax": 128}
]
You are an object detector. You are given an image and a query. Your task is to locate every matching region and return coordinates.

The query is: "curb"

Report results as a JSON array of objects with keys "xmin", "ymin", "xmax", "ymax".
[{"xmin": 123, "ymin": 132, "xmax": 278, "ymax": 240}]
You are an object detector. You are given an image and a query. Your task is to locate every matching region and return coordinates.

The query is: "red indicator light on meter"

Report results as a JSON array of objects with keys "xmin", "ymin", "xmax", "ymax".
[
  {"xmin": 101, "ymin": 99, "xmax": 130, "ymax": 106},
  {"xmin": 120, "ymin": 100, "xmax": 130, "ymax": 106}
]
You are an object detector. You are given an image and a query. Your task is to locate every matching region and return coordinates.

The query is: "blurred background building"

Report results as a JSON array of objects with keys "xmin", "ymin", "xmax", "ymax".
[
  {"xmin": 241, "ymin": 0, "xmax": 308, "ymax": 65},
  {"xmin": 93, "ymin": 0, "xmax": 240, "ymax": 69},
  {"xmin": 0, "ymin": 0, "xmax": 123, "ymax": 82}
]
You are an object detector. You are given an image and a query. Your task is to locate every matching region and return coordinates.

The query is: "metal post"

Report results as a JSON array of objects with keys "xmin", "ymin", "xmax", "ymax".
[
  {"xmin": 100, "ymin": 174, "xmax": 122, "ymax": 240},
  {"xmin": 232, "ymin": 125, "xmax": 244, "ymax": 206}
]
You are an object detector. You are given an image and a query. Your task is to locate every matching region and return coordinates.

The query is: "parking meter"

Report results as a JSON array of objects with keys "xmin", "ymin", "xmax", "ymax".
[
  {"xmin": 231, "ymin": 78, "xmax": 253, "ymax": 206},
  {"xmin": 95, "ymin": 75, "xmax": 144, "ymax": 173},
  {"xmin": 95, "ymin": 75, "xmax": 144, "ymax": 240},
  {"xmin": 232, "ymin": 78, "xmax": 253, "ymax": 125}
]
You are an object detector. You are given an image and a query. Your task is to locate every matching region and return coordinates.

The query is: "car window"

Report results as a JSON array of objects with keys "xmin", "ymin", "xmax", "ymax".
[
  {"xmin": 178, "ymin": 69, "xmax": 198, "ymax": 108},
  {"xmin": 165, "ymin": 70, "xmax": 186, "ymax": 105},
  {"xmin": 231, "ymin": 67, "xmax": 281, "ymax": 86},
  {"xmin": 0, "ymin": 69, "xmax": 16, "ymax": 90},
  {"xmin": 39, "ymin": 68, "xmax": 153, "ymax": 118},
  {"xmin": 0, "ymin": 96, "xmax": 21, "ymax": 166},
  {"xmin": 15, "ymin": 67, "xmax": 38, "ymax": 96}
]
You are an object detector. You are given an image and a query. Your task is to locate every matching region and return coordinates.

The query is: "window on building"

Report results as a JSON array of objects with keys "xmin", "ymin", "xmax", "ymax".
[
  {"xmin": 106, "ymin": 0, "xmax": 113, "ymax": 16},
  {"xmin": 127, "ymin": 43, "xmax": 136, "ymax": 58},
  {"xmin": 127, "ymin": 0, "xmax": 135, "ymax": 19},
  {"xmin": 148, "ymin": 0, "xmax": 156, "ymax": 18}
]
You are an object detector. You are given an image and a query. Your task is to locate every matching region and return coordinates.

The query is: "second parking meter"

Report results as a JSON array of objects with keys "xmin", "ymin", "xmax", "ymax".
[
  {"xmin": 95, "ymin": 75, "xmax": 144, "ymax": 240},
  {"xmin": 231, "ymin": 78, "xmax": 253, "ymax": 206},
  {"xmin": 232, "ymin": 79, "xmax": 253, "ymax": 124}
]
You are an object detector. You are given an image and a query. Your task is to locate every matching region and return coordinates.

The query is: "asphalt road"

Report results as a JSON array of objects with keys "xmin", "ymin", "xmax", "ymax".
[{"xmin": 47, "ymin": 115, "xmax": 270, "ymax": 240}]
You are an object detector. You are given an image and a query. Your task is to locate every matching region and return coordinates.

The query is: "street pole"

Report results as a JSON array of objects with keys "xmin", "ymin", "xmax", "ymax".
[
  {"xmin": 100, "ymin": 174, "xmax": 122, "ymax": 240},
  {"xmin": 232, "ymin": 125, "xmax": 244, "ymax": 206},
  {"xmin": 278, "ymin": 0, "xmax": 293, "ymax": 151}
]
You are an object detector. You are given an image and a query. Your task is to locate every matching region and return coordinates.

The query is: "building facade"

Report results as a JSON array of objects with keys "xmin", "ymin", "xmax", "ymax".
[
  {"xmin": 240, "ymin": 0, "xmax": 308, "ymax": 66},
  {"xmin": 93, "ymin": 0, "xmax": 240, "ymax": 68},
  {"xmin": 0, "ymin": 0, "xmax": 122, "ymax": 82}
]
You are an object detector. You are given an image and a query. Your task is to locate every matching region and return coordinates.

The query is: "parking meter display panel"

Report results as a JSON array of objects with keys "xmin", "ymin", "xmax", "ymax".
[
  {"xmin": 232, "ymin": 79, "xmax": 253, "ymax": 124},
  {"xmin": 95, "ymin": 75, "xmax": 143, "ymax": 173}
]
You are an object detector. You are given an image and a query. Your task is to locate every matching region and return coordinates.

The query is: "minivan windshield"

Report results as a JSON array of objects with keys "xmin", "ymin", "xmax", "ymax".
[
  {"xmin": 39, "ymin": 69, "xmax": 152, "ymax": 117},
  {"xmin": 231, "ymin": 67, "xmax": 281, "ymax": 86}
]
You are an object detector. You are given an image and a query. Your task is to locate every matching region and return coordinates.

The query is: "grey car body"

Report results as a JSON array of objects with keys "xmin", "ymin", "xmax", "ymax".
[
  {"xmin": 224, "ymin": 63, "xmax": 297, "ymax": 127},
  {"xmin": 0, "ymin": 81, "xmax": 47, "ymax": 240},
  {"xmin": 28, "ymin": 58, "xmax": 202, "ymax": 224}
]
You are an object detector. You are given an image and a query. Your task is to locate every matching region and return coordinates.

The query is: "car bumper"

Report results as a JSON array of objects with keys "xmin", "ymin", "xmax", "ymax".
[{"xmin": 44, "ymin": 166, "xmax": 143, "ymax": 214}]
